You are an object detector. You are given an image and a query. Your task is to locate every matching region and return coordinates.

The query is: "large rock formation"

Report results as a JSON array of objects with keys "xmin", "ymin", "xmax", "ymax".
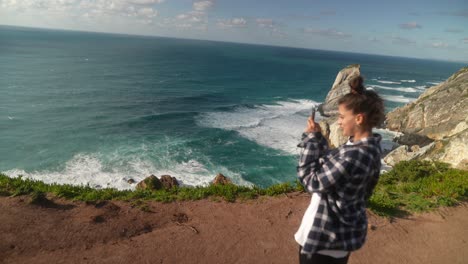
[
  {"xmin": 386, "ymin": 67, "xmax": 468, "ymax": 140},
  {"xmin": 317, "ymin": 64, "xmax": 361, "ymax": 147},
  {"xmin": 384, "ymin": 67, "xmax": 468, "ymax": 169},
  {"xmin": 318, "ymin": 64, "xmax": 361, "ymax": 117}
]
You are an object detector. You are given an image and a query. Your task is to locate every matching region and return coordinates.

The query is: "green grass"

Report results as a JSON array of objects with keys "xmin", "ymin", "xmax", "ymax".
[
  {"xmin": 1, "ymin": 160, "xmax": 467, "ymax": 217},
  {"xmin": 0, "ymin": 173, "xmax": 303, "ymax": 204},
  {"xmin": 369, "ymin": 160, "xmax": 468, "ymax": 216}
]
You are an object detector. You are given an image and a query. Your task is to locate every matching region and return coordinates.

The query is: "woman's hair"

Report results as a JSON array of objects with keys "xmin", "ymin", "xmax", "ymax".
[{"xmin": 338, "ymin": 75, "xmax": 385, "ymax": 129}]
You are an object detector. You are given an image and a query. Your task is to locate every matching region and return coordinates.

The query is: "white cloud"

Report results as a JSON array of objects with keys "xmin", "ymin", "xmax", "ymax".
[
  {"xmin": 431, "ymin": 42, "xmax": 449, "ymax": 48},
  {"xmin": 399, "ymin": 22, "xmax": 422, "ymax": 29},
  {"xmin": 193, "ymin": 0, "xmax": 214, "ymax": 12},
  {"xmin": 304, "ymin": 28, "xmax": 352, "ymax": 38},
  {"xmin": 232, "ymin": 18, "xmax": 246, "ymax": 26},
  {"xmin": 368, "ymin": 37, "xmax": 380, "ymax": 42},
  {"xmin": 217, "ymin": 18, "xmax": 247, "ymax": 29},
  {"xmin": 176, "ymin": 14, "xmax": 188, "ymax": 20},
  {"xmin": 462, "ymin": 38, "xmax": 468, "ymax": 44},
  {"xmin": 129, "ymin": 0, "xmax": 164, "ymax": 4},
  {"xmin": 1, "ymin": 0, "xmax": 162, "ymax": 20},
  {"xmin": 255, "ymin": 18, "xmax": 274, "ymax": 28},
  {"xmin": 167, "ymin": 0, "xmax": 213, "ymax": 31},
  {"xmin": 137, "ymin": 7, "xmax": 157, "ymax": 18},
  {"xmin": 254, "ymin": 18, "xmax": 286, "ymax": 38}
]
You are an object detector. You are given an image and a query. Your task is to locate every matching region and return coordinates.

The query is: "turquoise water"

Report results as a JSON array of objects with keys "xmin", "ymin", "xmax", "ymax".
[{"xmin": 0, "ymin": 26, "xmax": 465, "ymax": 189}]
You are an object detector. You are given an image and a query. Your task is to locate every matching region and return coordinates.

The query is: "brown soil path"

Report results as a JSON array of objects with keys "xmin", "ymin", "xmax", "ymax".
[{"xmin": 1, "ymin": 193, "xmax": 466, "ymax": 264}]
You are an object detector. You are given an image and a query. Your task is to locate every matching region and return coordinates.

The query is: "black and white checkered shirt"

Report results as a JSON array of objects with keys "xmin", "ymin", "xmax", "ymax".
[{"xmin": 297, "ymin": 132, "xmax": 382, "ymax": 255}]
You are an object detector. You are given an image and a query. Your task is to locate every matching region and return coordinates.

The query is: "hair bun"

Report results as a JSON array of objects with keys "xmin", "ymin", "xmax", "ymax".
[{"xmin": 349, "ymin": 75, "xmax": 365, "ymax": 94}]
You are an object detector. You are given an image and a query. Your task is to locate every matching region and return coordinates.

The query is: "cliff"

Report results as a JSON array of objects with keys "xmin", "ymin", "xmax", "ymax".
[
  {"xmin": 386, "ymin": 67, "xmax": 468, "ymax": 140},
  {"xmin": 384, "ymin": 67, "xmax": 468, "ymax": 169}
]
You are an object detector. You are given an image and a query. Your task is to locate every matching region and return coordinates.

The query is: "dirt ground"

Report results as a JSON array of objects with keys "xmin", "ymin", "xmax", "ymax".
[{"xmin": 1, "ymin": 193, "xmax": 467, "ymax": 264}]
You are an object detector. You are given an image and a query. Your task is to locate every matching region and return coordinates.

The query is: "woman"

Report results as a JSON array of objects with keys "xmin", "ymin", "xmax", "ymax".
[{"xmin": 295, "ymin": 75, "xmax": 385, "ymax": 264}]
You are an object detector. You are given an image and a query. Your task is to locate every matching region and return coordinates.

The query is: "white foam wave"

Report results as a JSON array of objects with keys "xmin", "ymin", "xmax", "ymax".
[
  {"xmin": 382, "ymin": 94, "xmax": 417, "ymax": 103},
  {"xmin": 373, "ymin": 128, "xmax": 401, "ymax": 152},
  {"xmin": 196, "ymin": 99, "xmax": 320, "ymax": 155},
  {"xmin": 369, "ymin": 85, "xmax": 419, "ymax": 93},
  {"xmin": 427, "ymin": 81, "xmax": 441, "ymax": 85},
  {"xmin": 376, "ymin": 80, "xmax": 401, "ymax": 84},
  {"xmin": 373, "ymin": 128, "xmax": 403, "ymax": 172},
  {"xmin": 401, "ymin": 80, "xmax": 416, "ymax": 83},
  {"xmin": 3, "ymin": 153, "xmax": 252, "ymax": 190}
]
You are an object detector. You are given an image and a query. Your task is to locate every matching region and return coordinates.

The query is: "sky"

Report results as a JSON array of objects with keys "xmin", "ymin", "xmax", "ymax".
[{"xmin": 1, "ymin": 0, "xmax": 467, "ymax": 62}]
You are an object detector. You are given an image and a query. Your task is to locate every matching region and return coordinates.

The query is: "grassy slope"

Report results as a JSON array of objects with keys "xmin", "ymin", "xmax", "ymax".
[{"xmin": 1, "ymin": 160, "xmax": 467, "ymax": 217}]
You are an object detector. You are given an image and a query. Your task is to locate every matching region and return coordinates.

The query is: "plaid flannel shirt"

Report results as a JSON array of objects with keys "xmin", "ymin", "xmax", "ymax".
[{"xmin": 297, "ymin": 132, "xmax": 382, "ymax": 255}]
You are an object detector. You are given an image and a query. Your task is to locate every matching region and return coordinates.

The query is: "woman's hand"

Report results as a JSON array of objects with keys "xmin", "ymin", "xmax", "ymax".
[{"xmin": 305, "ymin": 116, "xmax": 321, "ymax": 133}]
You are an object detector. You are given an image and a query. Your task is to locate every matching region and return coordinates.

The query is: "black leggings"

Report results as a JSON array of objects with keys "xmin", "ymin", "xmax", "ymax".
[{"xmin": 299, "ymin": 246, "xmax": 350, "ymax": 264}]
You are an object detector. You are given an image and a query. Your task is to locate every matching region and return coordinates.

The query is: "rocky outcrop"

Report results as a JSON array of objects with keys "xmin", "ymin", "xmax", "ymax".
[
  {"xmin": 384, "ymin": 67, "xmax": 468, "ymax": 169},
  {"xmin": 383, "ymin": 143, "xmax": 435, "ymax": 167},
  {"xmin": 320, "ymin": 120, "xmax": 347, "ymax": 148},
  {"xmin": 386, "ymin": 67, "xmax": 468, "ymax": 140},
  {"xmin": 160, "ymin": 175, "xmax": 179, "ymax": 189},
  {"xmin": 212, "ymin": 173, "xmax": 232, "ymax": 185},
  {"xmin": 384, "ymin": 129, "xmax": 468, "ymax": 170},
  {"xmin": 423, "ymin": 129, "xmax": 468, "ymax": 170},
  {"xmin": 136, "ymin": 175, "xmax": 163, "ymax": 191},
  {"xmin": 136, "ymin": 175, "xmax": 180, "ymax": 190},
  {"xmin": 318, "ymin": 64, "xmax": 361, "ymax": 117},
  {"xmin": 392, "ymin": 133, "xmax": 433, "ymax": 147},
  {"xmin": 316, "ymin": 64, "xmax": 361, "ymax": 147},
  {"xmin": 127, "ymin": 179, "xmax": 136, "ymax": 184}
]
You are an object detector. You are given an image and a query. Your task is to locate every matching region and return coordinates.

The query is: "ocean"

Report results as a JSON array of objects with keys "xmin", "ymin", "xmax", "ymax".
[{"xmin": 0, "ymin": 26, "xmax": 465, "ymax": 189}]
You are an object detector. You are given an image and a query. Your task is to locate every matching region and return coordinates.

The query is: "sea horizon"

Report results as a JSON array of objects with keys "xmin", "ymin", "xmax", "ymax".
[{"xmin": 1, "ymin": 24, "xmax": 467, "ymax": 65}]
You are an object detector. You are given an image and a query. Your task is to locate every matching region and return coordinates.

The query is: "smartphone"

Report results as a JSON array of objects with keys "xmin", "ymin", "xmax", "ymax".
[{"xmin": 310, "ymin": 107, "xmax": 316, "ymax": 120}]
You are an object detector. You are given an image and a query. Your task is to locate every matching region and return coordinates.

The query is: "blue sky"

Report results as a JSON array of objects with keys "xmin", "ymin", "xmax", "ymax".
[{"xmin": 1, "ymin": 0, "xmax": 467, "ymax": 62}]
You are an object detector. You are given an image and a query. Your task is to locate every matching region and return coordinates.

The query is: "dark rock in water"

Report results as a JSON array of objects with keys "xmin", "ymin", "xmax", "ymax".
[
  {"xmin": 160, "ymin": 175, "xmax": 179, "ymax": 189},
  {"xmin": 136, "ymin": 175, "xmax": 163, "ymax": 191},
  {"xmin": 212, "ymin": 173, "xmax": 232, "ymax": 185},
  {"xmin": 127, "ymin": 178, "xmax": 136, "ymax": 184},
  {"xmin": 393, "ymin": 133, "xmax": 434, "ymax": 147}
]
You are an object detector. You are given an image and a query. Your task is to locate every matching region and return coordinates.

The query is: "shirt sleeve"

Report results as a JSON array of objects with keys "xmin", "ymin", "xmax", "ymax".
[
  {"xmin": 297, "ymin": 132, "xmax": 330, "ymax": 192},
  {"xmin": 297, "ymin": 134, "xmax": 358, "ymax": 193}
]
